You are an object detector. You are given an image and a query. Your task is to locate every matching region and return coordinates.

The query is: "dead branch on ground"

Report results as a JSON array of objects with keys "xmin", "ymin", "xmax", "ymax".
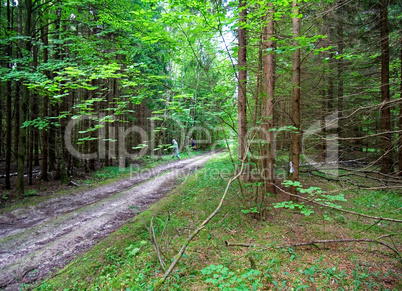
[
  {"xmin": 225, "ymin": 234, "xmax": 400, "ymax": 258},
  {"xmin": 273, "ymin": 184, "xmax": 402, "ymax": 223}
]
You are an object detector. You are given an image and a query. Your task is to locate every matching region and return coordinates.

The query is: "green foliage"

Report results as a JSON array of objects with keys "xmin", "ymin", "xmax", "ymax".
[
  {"xmin": 23, "ymin": 190, "xmax": 37, "ymax": 197},
  {"xmin": 201, "ymin": 265, "xmax": 262, "ymax": 291},
  {"xmin": 241, "ymin": 207, "xmax": 259, "ymax": 214},
  {"xmin": 276, "ymin": 180, "xmax": 347, "ymax": 215}
]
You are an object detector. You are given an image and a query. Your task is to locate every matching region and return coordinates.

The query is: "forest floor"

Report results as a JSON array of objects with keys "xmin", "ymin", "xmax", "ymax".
[
  {"xmin": 29, "ymin": 152, "xmax": 401, "ymax": 291},
  {"xmin": 0, "ymin": 151, "xmax": 220, "ymax": 290}
]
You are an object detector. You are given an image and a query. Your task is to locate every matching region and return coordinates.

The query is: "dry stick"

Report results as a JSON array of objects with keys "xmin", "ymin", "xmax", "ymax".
[
  {"xmin": 273, "ymin": 184, "xmax": 402, "ymax": 223},
  {"xmin": 147, "ymin": 217, "xmax": 166, "ymax": 272},
  {"xmin": 338, "ymin": 167, "xmax": 402, "ymax": 180},
  {"xmin": 225, "ymin": 235, "xmax": 400, "ymax": 258},
  {"xmin": 306, "ymin": 169, "xmax": 402, "ymax": 190},
  {"xmin": 154, "ymin": 153, "xmax": 248, "ymax": 290},
  {"xmin": 219, "ymin": 118, "xmax": 245, "ymax": 199},
  {"xmin": 160, "ymin": 211, "xmax": 170, "ymax": 241}
]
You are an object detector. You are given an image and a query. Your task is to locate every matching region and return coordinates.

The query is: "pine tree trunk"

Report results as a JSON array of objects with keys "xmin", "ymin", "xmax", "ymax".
[
  {"xmin": 5, "ymin": 0, "xmax": 12, "ymax": 189},
  {"xmin": 262, "ymin": 3, "xmax": 275, "ymax": 193},
  {"xmin": 380, "ymin": 0, "xmax": 393, "ymax": 174},
  {"xmin": 41, "ymin": 24, "xmax": 49, "ymax": 181},
  {"xmin": 321, "ymin": 90, "xmax": 327, "ymax": 159},
  {"xmin": 238, "ymin": 0, "xmax": 247, "ymax": 161},
  {"xmin": 398, "ymin": 36, "xmax": 402, "ymax": 175},
  {"xmin": 17, "ymin": 0, "xmax": 33, "ymax": 196},
  {"xmin": 5, "ymin": 77, "xmax": 12, "ymax": 190},
  {"xmin": 290, "ymin": 0, "xmax": 301, "ymax": 198},
  {"xmin": 337, "ymin": 19, "xmax": 344, "ymax": 148}
]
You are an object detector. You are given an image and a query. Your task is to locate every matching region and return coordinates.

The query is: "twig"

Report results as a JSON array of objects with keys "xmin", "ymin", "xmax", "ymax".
[
  {"xmin": 147, "ymin": 217, "xmax": 166, "ymax": 272},
  {"xmin": 362, "ymin": 218, "xmax": 382, "ymax": 232},
  {"xmin": 160, "ymin": 211, "xmax": 170, "ymax": 241}
]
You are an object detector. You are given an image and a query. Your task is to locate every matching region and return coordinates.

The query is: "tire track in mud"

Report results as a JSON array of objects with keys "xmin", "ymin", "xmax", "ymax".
[{"xmin": 0, "ymin": 152, "xmax": 220, "ymax": 290}]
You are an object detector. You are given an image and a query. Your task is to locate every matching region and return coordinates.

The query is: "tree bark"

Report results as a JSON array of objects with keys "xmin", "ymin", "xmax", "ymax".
[
  {"xmin": 337, "ymin": 17, "xmax": 344, "ymax": 148},
  {"xmin": 17, "ymin": 0, "xmax": 33, "ymax": 196},
  {"xmin": 41, "ymin": 24, "xmax": 49, "ymax": 181},
  {"xmin": 5, "ymin": 0, "xmax": 12, "ymax": 190},
  {"xmin": 290, "ymin": 0, "xmax": 301, "ymax": 198},
  {"xmin": 398, "ymin": 36, "xmax": 402, "ymax": 175},
  {"xmin": 380, "ymin": 0, "xmax": 393, "ymax": 174},
  {"xmin": 262, "ymin": 3, "xmax": 275, "ymax": 193},
  {"xmin": 238, "ymin": 0, "xmax": 247, "ymax": 161},
  {"xmin": 398, "ymin": 35, "xmax": 402, "ymax": 176}
]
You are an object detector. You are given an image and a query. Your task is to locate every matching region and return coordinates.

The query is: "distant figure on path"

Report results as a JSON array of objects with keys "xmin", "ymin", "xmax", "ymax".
[
  {"xmin": 172, "ymin": 139, "xmax": 181, "ymax": 160},
  {"xmin": 191, "ymin": 137, "xmax": 197, "ymax": 150}
]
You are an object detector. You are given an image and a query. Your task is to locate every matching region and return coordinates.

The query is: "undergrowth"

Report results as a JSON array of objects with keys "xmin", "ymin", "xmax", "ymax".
[{"xmin": 33, "ymin": 153, "xmax": 401, "ymax": 290}]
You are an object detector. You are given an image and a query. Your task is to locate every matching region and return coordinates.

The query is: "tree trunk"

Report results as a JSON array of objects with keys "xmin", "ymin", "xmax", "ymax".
[
  {"xmin": 5, "ymin": 0, "xmax": 12, "ymax": 190},
  {"xmin": 380, "ymin": 0, "xmax": 393, "ymax": 174},
  {"xmin": 238, "ymin": 0, "xmax": 247, "ymax": 161},
  {"xmin": 398, "ymin": 36, "xmax": 402, "ymax": 175},
  {"xmin": 262, "ymin": 3, "xmax": 275, "ymax": 193},
  {"xmin": 41, "ymin": 24, "xmax": 49, "ymax": 181},
  {"xmin": 337, "ymin": 18, "xmax": 344, "ymax": 148},
  {"xmin": 17, "ymin": 0, "xmax": 33, "ymax": 196},
  {"xmin": 321, "ymin": 90, "xmax": 327, "ymax": 160},
  {"xmin": 253, "ymin": 32, "xmax": 263, "ymax": 127},
  {"xmin": 290, "ymin": 0, "xmax": 301, "ymax": 199}
]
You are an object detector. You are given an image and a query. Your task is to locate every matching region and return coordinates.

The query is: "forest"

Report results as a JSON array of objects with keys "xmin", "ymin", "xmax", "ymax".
[{"xmin": 0, "ymin": 0, "xmax": 401, "ymax": 290}]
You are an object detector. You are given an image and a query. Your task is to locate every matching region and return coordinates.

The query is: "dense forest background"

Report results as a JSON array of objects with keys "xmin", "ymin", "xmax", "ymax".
[{"xmin": 0, "ymin": 0, "xmax": 401, "ymax": 198}]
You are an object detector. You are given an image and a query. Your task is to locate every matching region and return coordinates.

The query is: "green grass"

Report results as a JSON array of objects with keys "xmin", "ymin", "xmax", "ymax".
[{"xmin": 32, "ymin": 153, "xmax": 401, "ymax": 291}]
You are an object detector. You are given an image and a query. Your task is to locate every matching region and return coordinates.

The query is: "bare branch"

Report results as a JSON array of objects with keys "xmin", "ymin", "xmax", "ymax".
[
  {"xmin": 147, "ymin": 217, "xmax": 166, "ymax": 272},
  {"xmin": 273, "ymin": 185, "xmax": 402, "ymax": 223},
  {"xmin": 225, "ymin": 235, "xmax": 400, "ymax": 258}
]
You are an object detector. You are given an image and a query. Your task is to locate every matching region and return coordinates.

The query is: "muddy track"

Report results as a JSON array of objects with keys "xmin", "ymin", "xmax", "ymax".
[{"xmin": 0, "ymin": 152, "xmax": 220, "ymax": 290}]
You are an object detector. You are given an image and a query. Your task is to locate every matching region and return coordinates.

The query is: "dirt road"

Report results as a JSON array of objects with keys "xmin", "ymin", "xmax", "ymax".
[{"xmin": 0, "ymin": 152, "xmax": 219, "ymax": 290}]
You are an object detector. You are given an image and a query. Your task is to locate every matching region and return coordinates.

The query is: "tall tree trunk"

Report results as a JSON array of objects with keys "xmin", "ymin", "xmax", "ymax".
[
  {"xmin": 41, "ymin": 24, "xmax": 49, "ymax": 181},
  {"xmin": 321, "ymin": 89, "xmax": 327, "ymax": 159},
  {"xmin": 88, "ymin": 80, "xmax": 97, "ymax": 172},
  {"xmin": 5, "ymin": 0, "xmax": 12, "ymax": 190},
  {"xmin": 5, "ymin": 77, "xmax": 12, "ymax": 190},
  {"xmin": 262, "ymin": 3, "xmax": 275, "ymax": 193},
  {"xmin": 380, "ymin": 0, "xmax": 393, "ymax": 174},
  {"xmin": 290, "ymin": 0, "xmax": 301, "ymax": 198},
  {"xmin": 14, "ymin": 85, "xmax": 20, "ymax": 163},
  {"xmin": 28, "ymin": 125, "xmax": 33, "ymax": 185},
  {"xmin": 17, "ymin": 0, "xmax": 33, "ymax": 196},
  {"xmin": 54, "ymin": 5, "xmax": 68, "ymax": 183},
  {"xmin": 398, "ymin": 36, "xmax": 402, "ymax": 175},
  {"xmin": 337, "ymin": 18, "xmax": 344, "ymax": 148},
  {"xmin": 238, "ymin": 0, "xmax": 247, "ymax": 161},
  {"xmin": 253, "ymin": 32, "xmax": 263, "ymax": 127},
  {"xmin": 0, "ymin": 87, "xmax": 2, "ymax": 158}
]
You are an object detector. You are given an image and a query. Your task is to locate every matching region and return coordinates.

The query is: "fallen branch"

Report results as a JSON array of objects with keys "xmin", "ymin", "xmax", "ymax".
[
  {"xmin": 225, "ymin": 234, "xmax": 400, "ymax": 258},
  {"xmin": 68, "ymin": 181, "xmax": 79, "ymax": 187},
  {"xmin": 273, "ymin": 184, "xmax": 402, "ymax": 223}
]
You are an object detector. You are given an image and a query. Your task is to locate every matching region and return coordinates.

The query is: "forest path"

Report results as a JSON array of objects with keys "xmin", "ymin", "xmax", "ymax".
[{"xmin": 0, "ymin": 151, "xmax": 220, "ymax": 290}]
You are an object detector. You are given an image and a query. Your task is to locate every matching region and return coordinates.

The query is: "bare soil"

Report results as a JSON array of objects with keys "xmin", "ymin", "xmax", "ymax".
[{"xmin": 0, "ymin": 152, "xmax": 219, "ymax": 290}]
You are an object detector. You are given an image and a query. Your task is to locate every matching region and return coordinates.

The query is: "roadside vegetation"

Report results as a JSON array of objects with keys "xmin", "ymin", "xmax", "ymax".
[{"xmin": 32, "ymin": 153, "xmax": 401, "ymax": 290}]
